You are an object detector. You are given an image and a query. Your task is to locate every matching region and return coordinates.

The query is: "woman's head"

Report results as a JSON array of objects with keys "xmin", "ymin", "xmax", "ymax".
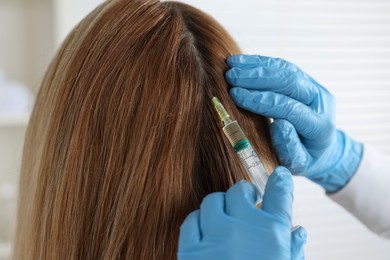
[{"xmin": 14, "ymin": 0, "xmax": 276, "ymax": 259}]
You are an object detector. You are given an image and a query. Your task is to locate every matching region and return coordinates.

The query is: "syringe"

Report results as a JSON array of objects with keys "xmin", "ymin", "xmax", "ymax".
[{"xmin": 212, "ymin": 97, "xmax": 269, "ymax": 199}]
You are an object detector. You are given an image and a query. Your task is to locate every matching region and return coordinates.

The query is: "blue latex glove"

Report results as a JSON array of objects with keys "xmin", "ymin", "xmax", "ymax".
[
  {"xmin": 178, "ymin": 167, "xmax": 307, "ymax": 260},
  {"xmin": 225, "ymin": 54, "xmax": 363, "ymax": 193}
]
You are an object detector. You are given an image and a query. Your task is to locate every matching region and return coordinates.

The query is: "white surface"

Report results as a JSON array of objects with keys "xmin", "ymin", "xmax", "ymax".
[
  {"xmin": 0, "ymin": 0, "xmax": 54, "ymax": 93},
  {"xmin": 0, "ymin": 243, "xmax": 11, "ymax": 260},
  {"xmin": 0, "ymin": 70, "xmax": 34, "ymax": 116},
  {"xmin": 330, "ymin": 145, "xmax": 390, "ymax": 238},
  {"xmin": 54, "ymin": 0, "xmax": 104, "ymax": 45},
  {"xmin": 0, "ymin": 124, "xmax": 26, "ymax": 260},
  {"xmin": 0, "ymin": 114, "xmax": 30, "ymax": 126}
]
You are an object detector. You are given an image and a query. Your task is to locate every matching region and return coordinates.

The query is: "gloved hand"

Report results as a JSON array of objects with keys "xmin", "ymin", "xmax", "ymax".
[
  {"xmin": 177, "ymin": 167, "xmax": 307, "ymax": 260},
  {"xmin": 225, "ymin": 54, "xmax": 363, "ymax": 193}
]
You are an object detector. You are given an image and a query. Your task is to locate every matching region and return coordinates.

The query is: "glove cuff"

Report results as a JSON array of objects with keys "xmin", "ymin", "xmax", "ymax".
[{"xmin": 311, "ymin": 130, "xmax": 363, "ymax": 193}]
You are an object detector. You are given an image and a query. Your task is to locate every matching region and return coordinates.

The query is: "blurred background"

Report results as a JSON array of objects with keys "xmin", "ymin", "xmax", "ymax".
[{"xmin": 1, "ymin": 0, "xmax": 389, "ymax": 259}]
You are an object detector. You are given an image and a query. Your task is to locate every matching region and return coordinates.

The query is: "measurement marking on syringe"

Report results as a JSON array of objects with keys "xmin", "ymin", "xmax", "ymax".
[
  {"xmin": 243, "ymin": 154, "xmax": 254, "ymax": 160},
  {"xmin": 242, "ymin": 150, "xmax": 257, "ymax": 160},
  {"xmin": 247, "ymin": 161, "xmax": 261, "ymax": 170},
  {"xmin": 228, "ymin": 129, "xmax": 240, "ymax": 135}
]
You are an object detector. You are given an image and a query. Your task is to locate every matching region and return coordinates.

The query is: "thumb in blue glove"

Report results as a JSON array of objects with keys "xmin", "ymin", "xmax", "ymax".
[
  {"xmin": 177, "ymin": 166, "xmax": 307, "ymax": 260},
  {"xmin": 226, "ymin": 54, "xmax": 363, "ymax": 193}
]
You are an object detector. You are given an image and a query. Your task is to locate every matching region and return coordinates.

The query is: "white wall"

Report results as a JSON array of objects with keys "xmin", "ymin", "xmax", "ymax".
[
  {"xmin": 0, "ymin": 0, "xmax": 55, "ymax": 93},
  {"xmin": 53, "ymin": 0, "xmax": 105, "ymax": 45},
  {"xmin": 0, "ymin": 123, "xmax": 26, "ymax": 259}
]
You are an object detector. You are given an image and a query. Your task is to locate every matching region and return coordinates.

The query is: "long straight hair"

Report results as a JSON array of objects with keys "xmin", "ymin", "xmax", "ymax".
[{"xmin": 13, "ymin": 0, "xmax": 277, "ymax": 259}]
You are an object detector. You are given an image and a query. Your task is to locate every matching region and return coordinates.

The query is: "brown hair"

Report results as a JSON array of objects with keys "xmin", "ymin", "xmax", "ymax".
[{"xmin": 13, "ymin": 0, "xmax": 277, "ymax": 259}]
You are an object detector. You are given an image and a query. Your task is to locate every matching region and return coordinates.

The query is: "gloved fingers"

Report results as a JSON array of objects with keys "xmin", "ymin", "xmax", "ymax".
[
  {"xmin": 199, "ymin": 192, "xmax": 226, "ymax": 237},
  {"xmin": 178, "ymin": 210, "xmax": 201, "ymax": 250},
  {"xmin": 271, "ymin": 119, "xmax": 310, "ymax": 175},
  {"xmin": 227, "ymin": 54, "xmax": 297, "ymax": 71},
  {"xmin": 291, "ymin": 226, "xmax": 307, "ymax": 260},
  {"xmin": 225, "ymin": 180, "xmax": 261, "ymax": 225},
  {"xmin": 229, "ymin": 88, "xmax": 321, "ymax": 138},
  {"xmin": 262, "ymin": 166, "xmax": 294, "ymax": 226},
  {"xmin": 225, "ymin": 65, "xmax": 319, "ymax": 105}
]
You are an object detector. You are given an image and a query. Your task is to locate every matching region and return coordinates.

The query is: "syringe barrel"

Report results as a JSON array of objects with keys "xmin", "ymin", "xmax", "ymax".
[
  {"xmin": 236, "ymin": 145, "xmax": 269, "ymax": 198},
  {"xmin": 222, "ymin": 121, "xmax": 269, "ymax": 198}
]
